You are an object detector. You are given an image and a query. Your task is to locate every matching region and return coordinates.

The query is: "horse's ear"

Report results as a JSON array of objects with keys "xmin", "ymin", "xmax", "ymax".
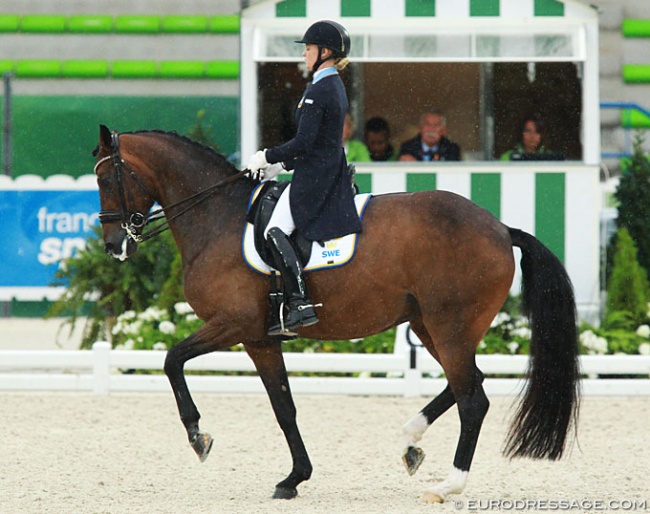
[{"xmin": 99, "ymin": 124, "xmax": 112, "ymax": 150}]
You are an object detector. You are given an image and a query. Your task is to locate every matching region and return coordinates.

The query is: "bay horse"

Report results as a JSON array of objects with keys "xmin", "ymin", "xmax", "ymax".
[{"xmin": 93, "ymin": 125, "xmax": 580, "ymax": 503}]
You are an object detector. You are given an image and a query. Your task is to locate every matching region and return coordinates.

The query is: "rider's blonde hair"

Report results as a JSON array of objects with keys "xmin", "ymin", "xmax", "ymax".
[{"xmin": 335, "ymin": 57, "xmax": 350, "ymax": 71}]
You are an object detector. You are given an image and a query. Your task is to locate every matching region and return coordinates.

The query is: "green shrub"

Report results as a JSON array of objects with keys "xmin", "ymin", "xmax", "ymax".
[{"xmin": 604, "ymin": 227, "xmax": 649, "ymax": 329}]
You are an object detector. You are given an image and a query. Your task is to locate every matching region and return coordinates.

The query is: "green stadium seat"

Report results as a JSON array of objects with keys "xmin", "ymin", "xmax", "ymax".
[
  {"xmin": 208, "ymin": 15, "xmax": 240, "ymax": 34},
  {"xmin": 205, "ymin": 61, "xmax": 239, "ymax": 79},
  {"xmin": 161, "ymin": 16, "xmax": 208, "ymax": 33},
  {"xmin": 62, "ymin": 60, "xmax": 110, "ymax": 78},
  {"xmin": 0, "ymin": 60, "xmax": 13, "ymax": 74},
  {"xmin": 0, "ymin": 14, "xmax": 20, "ymax": 32},
  {"xmin": 111, "ymin": 60, "xmax": 158, "ymax": 78},
  {"xmin": 15, "ymin": 60, "xmax": 61, "ymax": 77},
  {"xmin": 622, "ymin": 19, "xmax": 650, "ymax": 38},
  {"xmin": 67, "ymin": 15, "xmax": 114, "ymax": 33},
  {"xmin": 621, "ymin": 109, "xmax": 650, "ymax": 128},
  {"xmin": 623, "ymin": 64, "xmax": 650, "ymax": 83},
  {"xmin": 20, "ymin": 15, "xmax": 67, "ymax": 33},
  {"xmin": 158, "ymin": 61, "xmax": 206, "ymax": 78},
  {"xmin": 115, "ymin": 15, "xmax": 160, "ymax": 33}
]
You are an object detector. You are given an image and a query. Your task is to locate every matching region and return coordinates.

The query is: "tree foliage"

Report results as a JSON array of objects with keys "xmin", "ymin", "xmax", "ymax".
[{"xmin": 614, "ymin": 133, "xmax": 650, "ymax": 273}]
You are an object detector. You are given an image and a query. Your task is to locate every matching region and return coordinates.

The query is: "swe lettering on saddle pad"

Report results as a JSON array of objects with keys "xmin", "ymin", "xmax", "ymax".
[{"xmin": 242, "ymin": 184, "xmax": 371, "ymax": 276}]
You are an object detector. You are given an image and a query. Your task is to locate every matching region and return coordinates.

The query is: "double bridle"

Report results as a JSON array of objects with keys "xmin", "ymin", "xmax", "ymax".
[{"xmin": 94, "ymin": 131, "xmax": 249, "ymax": 243}]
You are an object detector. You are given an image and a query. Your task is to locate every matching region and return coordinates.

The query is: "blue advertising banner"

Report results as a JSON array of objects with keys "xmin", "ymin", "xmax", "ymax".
[{"xmin": 0, "ymin": 176, "xmax": 99, "ymax": 299}]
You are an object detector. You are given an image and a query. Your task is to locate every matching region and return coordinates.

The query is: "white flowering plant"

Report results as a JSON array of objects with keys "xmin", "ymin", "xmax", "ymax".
[
  {"xmin": 479, "ymin": 311, "xmax": 531, "ymax": 355},
  {"xmin": 109, "ymin": 295, "xmax": 650, "ymax": 356},
  {"xmin": 479, "ymin": 298, "xmax": 650, "ymax": 356},
  {"xmin": 112, "ymin": 302, "xmax": 203, "ymax": 351}
]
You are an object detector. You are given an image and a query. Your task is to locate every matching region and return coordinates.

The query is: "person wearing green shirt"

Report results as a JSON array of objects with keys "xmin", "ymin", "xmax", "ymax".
[
  {"xmin": 500, "ymin": 114, "xmax": 553, "ymax": 161},
  {"xmin": 342, "ymin": 113, "xmax": 371, "ymax": 162}
]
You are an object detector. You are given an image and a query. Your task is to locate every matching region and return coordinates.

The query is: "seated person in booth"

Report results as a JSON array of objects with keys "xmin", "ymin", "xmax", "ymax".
[
  {"xmin": 342, "ymin": 113, "xmax": 371, "ymax": 162},
  {"xmin": 364, "ymin": 116, "xmax": 397, "ymax": 161},
  {"xmin": 500, "ymin": 114, "xmax": 558, "ymax": 161},
  {"xmin": 398, "ymin": 109, "xmax": 461, "ymax": 162}
]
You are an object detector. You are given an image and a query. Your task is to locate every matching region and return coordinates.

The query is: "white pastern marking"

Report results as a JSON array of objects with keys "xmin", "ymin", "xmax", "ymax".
[
  {"xmin": 402, "ymin": 412, "xmax": 428, "ymax": 450},
  {"xmin": 425, "ymin": 467, "xmax": 468, "ymax": 501}
]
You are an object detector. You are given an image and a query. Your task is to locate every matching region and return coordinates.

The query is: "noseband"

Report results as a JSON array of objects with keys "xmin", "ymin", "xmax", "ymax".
[{"xmin": 94, "ymin": 131, "xmax": 250, "ymax": 243}]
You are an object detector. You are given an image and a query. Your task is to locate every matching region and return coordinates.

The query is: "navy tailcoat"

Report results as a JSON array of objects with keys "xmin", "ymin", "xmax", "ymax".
[{"xmin": 265, "ymin": 73, "xmax": 362, "ymax": 241}]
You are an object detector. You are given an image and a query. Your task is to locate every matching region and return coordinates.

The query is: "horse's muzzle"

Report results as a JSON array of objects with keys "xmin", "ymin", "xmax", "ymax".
[{"xmin": 104, "ymin": 234, "xmax": 138, "ymax": 261}]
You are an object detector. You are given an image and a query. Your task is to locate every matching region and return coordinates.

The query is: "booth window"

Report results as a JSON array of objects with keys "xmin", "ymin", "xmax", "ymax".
[{"xmin": 254, "ymin": 22, "xmax": 585, "ymax": 161}]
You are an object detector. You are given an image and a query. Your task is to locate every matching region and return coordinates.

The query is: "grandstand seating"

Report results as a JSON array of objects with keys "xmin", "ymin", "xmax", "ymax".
[
  {"xmin": 0, "ymin": 14, "xmax": 239, "ymax": 34},
  {"xmin": 0, "ymin": 14, "xmax": 239, "ymax": 79}
]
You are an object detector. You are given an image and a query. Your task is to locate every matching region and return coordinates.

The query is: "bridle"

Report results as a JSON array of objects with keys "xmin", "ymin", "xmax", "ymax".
[{"xmin": 94, "ymin": 131, "xmax": 249, "ymax": 243}]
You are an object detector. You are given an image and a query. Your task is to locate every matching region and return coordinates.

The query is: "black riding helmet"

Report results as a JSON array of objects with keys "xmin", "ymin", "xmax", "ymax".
[{"xmin": 295, "ymin": 20, "xmax": 350, "ymax": 71}]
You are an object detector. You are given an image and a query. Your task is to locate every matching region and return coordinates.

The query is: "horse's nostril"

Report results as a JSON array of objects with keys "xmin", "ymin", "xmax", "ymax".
[{"xmin": 104, "ymin": 243, "xmax": 114, "ymax": 255}]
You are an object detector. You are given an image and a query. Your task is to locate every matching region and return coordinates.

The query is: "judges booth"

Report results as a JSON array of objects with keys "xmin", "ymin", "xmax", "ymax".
[{"xmin": 240, "ymin": 0, "xmax": 601, "ymax": 320}]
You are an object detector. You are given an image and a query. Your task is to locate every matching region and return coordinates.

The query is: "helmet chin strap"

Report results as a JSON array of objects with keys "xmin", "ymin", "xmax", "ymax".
[{"xmin": 312, "ymin": 47, "xmax": 335, "ymax": 73}]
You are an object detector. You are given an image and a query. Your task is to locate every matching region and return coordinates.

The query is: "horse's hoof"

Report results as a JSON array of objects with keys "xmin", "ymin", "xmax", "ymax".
[
  {"xmin": 402, "ymin": 446, "xmax": 425, "ymax": 476},
  {"xmin": 273, "ymin": 486, "xmax": 298, "ymax": 500},
  {"xmin": 191, "ymin": 431, "xmax": 214, "ymax": 462},
  {"xmin": 421, "ymin": 491, "xmax": 444, "ymax": 503}
]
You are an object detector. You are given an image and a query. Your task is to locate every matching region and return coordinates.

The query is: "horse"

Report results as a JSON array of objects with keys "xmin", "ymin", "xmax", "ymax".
[{"xmin": 93, "ymin": 125, "xmax": 580, "ymax": 503}]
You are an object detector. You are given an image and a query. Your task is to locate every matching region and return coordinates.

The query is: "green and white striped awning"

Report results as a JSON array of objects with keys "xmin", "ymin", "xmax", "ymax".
[
  {"xmin": 253, "ymin": 0, "xmax": 593, "ymax": 19},
  {"xmin": 244, "ymin": 0, "xmax": 595, "ymax": 62}
]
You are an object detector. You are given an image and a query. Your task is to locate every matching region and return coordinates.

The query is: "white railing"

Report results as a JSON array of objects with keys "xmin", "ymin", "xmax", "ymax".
[{"xmin": 0, "ymin": 342, "xmax": 648, "ymax": 396}]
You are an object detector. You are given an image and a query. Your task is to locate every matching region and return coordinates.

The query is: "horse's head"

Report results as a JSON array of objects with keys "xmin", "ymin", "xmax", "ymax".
[{"xmin": 93, "ymin": 125, "xmax": 157, "ymax": 261}]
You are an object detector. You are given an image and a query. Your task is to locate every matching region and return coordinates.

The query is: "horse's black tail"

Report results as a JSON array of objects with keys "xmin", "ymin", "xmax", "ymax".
[{"xmin": 504, "ymin": 228, "xmax": 580, "ymax": 460}]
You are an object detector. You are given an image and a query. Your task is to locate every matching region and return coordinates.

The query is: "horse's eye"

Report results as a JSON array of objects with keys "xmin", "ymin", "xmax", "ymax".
[{"xmin": 98, "ymin": 176, "xmax": 113, "ymax": 192}]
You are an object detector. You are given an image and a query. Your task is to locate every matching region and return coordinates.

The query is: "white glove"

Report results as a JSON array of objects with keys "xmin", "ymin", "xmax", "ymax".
[
  {"xmin": 246, "ymin": 149, "xmax": 268, "ymax": 178},
  {"xmin": 261, "ymin": 162, "xmax": 284, "ymax": 180}
]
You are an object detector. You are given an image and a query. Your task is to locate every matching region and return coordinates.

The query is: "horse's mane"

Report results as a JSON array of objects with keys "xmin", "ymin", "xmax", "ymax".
[{"xmin": 124, "ymin": 129, "xmax": 240, "ymax": 173}]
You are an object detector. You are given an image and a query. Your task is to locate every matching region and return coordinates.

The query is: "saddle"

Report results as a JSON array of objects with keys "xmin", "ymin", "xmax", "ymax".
[{"xmin": 245, "ymin": 180, "xmax": 316, "ymax": 268}]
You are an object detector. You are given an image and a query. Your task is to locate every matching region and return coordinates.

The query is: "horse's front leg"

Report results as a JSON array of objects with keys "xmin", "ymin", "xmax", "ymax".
[
  {"xmin": 244, "ymin": 341, "xmax": 312, "ymax": 500},
  {"xmin": 163, "ymin": 325, "xmax": 230, "ymax": 462}
]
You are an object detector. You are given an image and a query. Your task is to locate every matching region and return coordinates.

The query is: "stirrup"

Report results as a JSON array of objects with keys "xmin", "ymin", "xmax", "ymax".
[
  {"xmin": 268, "ymin": 301, "xmax": 298, "ymax": 336},
  {"xmin": 267, "ymin": 301, "xmax": 321, "ymax": 336}
]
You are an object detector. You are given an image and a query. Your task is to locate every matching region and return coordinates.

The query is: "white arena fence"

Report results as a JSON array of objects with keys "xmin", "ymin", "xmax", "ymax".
[{"xmin": 0, "ymin": 341, "xmax": 648, "ymax": 397}]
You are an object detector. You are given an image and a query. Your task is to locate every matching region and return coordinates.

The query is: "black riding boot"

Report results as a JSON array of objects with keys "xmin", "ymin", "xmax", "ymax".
[{"xmin": 266, "ymin": 227, "xmax": 319, "ymax": 336}]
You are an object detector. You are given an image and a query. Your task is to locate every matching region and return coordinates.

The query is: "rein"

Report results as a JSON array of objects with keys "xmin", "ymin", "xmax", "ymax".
[{"xmin": 95, "ymin": 130, "xmax": 249, "ymax": 242}]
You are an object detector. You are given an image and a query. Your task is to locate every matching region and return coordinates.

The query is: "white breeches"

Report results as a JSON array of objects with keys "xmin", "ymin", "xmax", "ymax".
[{"xmin": 264, "ymin": 183, "xmax": 296, "ymax": 238}]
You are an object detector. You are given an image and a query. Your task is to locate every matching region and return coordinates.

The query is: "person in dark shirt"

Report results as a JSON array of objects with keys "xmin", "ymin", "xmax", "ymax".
[
  {"xmin": 364, "ymin": 116, "xmax": 397, "ymax": 161},
  {"xmin": 398, "ymin": 109, "xmax": 461, "ymax": 162},
  {"xmin": 246, "ymin": 20, "xmax": 361, "ymax": 336}
]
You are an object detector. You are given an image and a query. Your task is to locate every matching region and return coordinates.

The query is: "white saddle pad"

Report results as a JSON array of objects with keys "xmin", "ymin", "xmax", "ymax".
[{"xmin": 242, "ymin": 187, "xmax": 372, "ymax": 276}]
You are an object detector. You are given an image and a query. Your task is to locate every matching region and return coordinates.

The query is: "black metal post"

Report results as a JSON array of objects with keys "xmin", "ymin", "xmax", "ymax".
[{"xmin": 3, "ymin": 72, "xmax": 12, "ymax": 177}]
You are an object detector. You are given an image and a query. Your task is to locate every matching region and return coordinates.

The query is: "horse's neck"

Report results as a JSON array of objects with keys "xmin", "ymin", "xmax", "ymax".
[{"xmin": 155, "ymin": 164, "xmax": 252, "ymax": 261}]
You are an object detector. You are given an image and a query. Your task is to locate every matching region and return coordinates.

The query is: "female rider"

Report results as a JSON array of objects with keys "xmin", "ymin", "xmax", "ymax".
[{"xmin": 246, "ymin": 20, "xmax": 362, "ymax": 336}]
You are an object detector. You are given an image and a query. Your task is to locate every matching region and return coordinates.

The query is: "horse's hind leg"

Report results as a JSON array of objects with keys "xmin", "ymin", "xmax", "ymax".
[
  {"xmin": 244, "ymin": 342, "xmax": 312, "ymax": 500},
  {"xmin": 422, "ymin": 362, "xmax": 489, "ymax": 504},
  {"xmin": 402, "ymin": 321, "xmax": 457, "ymax": 476},
  {"xmin": 402, "ymin": 385, "xmax": 456, "ymax": 475}
]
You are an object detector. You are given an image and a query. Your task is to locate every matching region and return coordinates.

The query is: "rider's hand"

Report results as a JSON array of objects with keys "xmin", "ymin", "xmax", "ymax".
[
  {"xmin": 261, "ymin": 162, "xmax": 285, "ymax": 180},
  {"xmin": 247, "ymin": 150, "xmax": 268, "ymax": 179}
]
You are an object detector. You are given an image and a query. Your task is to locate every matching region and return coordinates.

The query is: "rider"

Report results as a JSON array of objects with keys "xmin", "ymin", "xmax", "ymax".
[{"xmin": 246, "ymin": 20, "xmax": 362, "ymax": 336}]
